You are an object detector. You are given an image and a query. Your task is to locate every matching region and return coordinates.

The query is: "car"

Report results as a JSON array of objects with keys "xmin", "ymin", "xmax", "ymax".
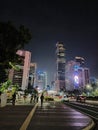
[
  {"xmin": 61, "ymin": 95, "xmax": 69, "ymax": 102},
  {"xmin": 76, "ymin": 95, "xmax": 86, "ymax": 103}
]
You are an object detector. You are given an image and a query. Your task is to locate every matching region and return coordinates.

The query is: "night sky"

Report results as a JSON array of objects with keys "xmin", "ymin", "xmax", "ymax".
[{"xmin": 0, "ymin": 0, "xmax": 97, "ymax": 84}]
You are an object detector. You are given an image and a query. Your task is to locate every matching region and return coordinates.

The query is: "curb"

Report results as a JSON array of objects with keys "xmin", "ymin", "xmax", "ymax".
[{"xmin": 82, "ymin": 118, "xmax": 95, "ymax": 130}]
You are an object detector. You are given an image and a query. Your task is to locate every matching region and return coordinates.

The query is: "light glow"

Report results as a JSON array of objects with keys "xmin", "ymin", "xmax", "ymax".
[{"xmin": 74, "ymin": 75, "xmax": 79, "ymax": 84}]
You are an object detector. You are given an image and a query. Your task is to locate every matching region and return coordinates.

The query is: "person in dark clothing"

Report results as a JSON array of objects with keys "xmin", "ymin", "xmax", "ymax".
[
  {"xmin": 40, "ymin": 93, "xmax": 44, "ymax": 107},
  {"xmin": 36, "ymin": 94, "xmax": 39, "ymax": 102},
  {"xmin": 34, "ymin": 94, "xmax": 36, "ymax": 103},
  {"xmin": 30, "ymin": 94, "xmax": 33, "ymax": 103},
  {"xmin": 12, "ymin": 92, "xmax": 16, "ymax": 106}
]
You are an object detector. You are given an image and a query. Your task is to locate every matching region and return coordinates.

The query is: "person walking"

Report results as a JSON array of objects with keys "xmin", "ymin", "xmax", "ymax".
[
  {"xmin": 40, "ymin": 93, "xmax": 44, "ymax": 107},
  {"xmin": 23, "ymin": 93, "xmax": 27, "ymax": 103},
  {"xmin": 30, "ymin": 94, "xmax": 33, "ymax": 103},
  {"xmin": 36, "ymin": 94, "xmax": 39, "ymax": 103},
  {"xmin": 12, "ymin": 92, "xmax": 16, "ymax": 106}
]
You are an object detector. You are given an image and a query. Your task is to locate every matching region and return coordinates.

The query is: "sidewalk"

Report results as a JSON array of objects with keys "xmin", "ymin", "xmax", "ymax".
[
  {"xmin": 86, "ymin": 100, "xmax": 98, "ymax": 105},
  {"xmin": 0, "ymin": 100, "xmax": 95, "ymax": 130},
  {"xmin": 26, "ymin": 101, "xmax": 94, "ymax": 130},
  {"xmin": 7, "ymin": 96, "xmax": 35, "ymax": 106},
  {"xmin": 69, "ymin": 98, "xmax": 98, "ymax": 105},
  {"xmin": 0, "ymin": 104, "xmax": 35, "ymax": 130}
]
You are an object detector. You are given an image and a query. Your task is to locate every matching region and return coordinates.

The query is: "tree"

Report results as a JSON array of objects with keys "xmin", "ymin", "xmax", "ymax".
[
  {"xmin": 0, "ymin": 21, "xmax": 32, "ymax": 83},
  {"xmin": 0, "ymin": 80, "xmax": 12, "ymax": 93}
]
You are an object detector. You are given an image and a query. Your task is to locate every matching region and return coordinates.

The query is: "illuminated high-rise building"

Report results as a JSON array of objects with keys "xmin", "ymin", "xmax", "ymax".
[
  {"xmin": 55, "ymin": 42, "xmax": 66, "ymax": 91},
  {"xmin": 9, "ymin": 50, "xmax": 31, "ymax": 90},
  {"xmin": 65, "ymin": 57, "xmax": 90, "ymax": 92},
  {"xmin": 28, "ymin": 63, "xmax": 37, "ymax": 89},
  {"xmin": 75, "ymin": 56, "xmax": 85, "ymax": 67},
  {"xmin": 36, "ymin": 71, "xmax": 47, "ymax": 90}
]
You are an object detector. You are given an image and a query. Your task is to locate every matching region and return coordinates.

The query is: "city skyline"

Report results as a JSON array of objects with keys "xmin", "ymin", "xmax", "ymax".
[{"xmin": 0, "ymin": 0, "xmax": 97, "ymax": 84}]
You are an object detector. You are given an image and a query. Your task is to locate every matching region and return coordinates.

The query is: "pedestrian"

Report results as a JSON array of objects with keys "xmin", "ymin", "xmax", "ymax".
[
  {"xmin": 23, "ymin": 93, "xmax": 26, "ymax": 103},
  {"xmin": 36, "ymin": 94, "xmax": 39, "ymax": 103},
  {"xmin": 34, "ymin": 94, "xmax": 36, "ymax": 103},
  {"xmin": 30, "ymin": 94, "xmax": 33, "ymax": 103},
  {"xmin": 0, "ymin": 91, "xmax": 2, "ymax": 103},
  {"xmin": 40, "ymin": 93, "xmax": 44, "ymax": 107},
  {"xmin": 12, "ymin": 92, "xmax": 16, "ymax": 106}
]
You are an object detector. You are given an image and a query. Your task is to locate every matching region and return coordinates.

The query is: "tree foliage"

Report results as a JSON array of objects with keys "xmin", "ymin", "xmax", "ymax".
[
  {"xmin": 0, "ymin": 21, "xmax": 32, "ymax": 83},
  {"xmin": 0, "ymin": 80, "xmax": 12, "ymax": 93}
]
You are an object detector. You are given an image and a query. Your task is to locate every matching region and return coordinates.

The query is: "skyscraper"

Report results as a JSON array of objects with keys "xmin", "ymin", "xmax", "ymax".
[
  {"xmin": 75, "ymin": 56, "xmax": 85, "ymax": 67},
  {"xmin": 28, "ymin": 63, "xmax": 37, "ymax": 89},
  {"xmin": 36, "ymin": 71, "xmax": 47, "ymax": 91},
  {"xmin": 65, "ymin": 58, "xmax": 90, "ymax": 92},
  {"xmin": 55, "ymin": 42, "xmax": 66, "ymax": 91},
  {"xmin": 9, "ymin": 50, "xmax": 31, "ymax": 90}
]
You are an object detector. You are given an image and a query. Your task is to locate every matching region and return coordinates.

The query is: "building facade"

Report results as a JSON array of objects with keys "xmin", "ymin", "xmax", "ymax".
[
  {"xmin": 55, "ymin": 42, "xmax": 66, "ymax": 91},
  {"xmin": 28, "ymin": 63, "xmax": 37, "ymax": 89},
  {"xmin": 36, "ymin": 71, "xmax": 47, "ymax": 91},
  {"xmin": 9, "ymin": 50, "xmax": 31, "ymax": 90},
  {"xmin": 65, "ymin": 57, "xmax": 90, "ymax": 92}
]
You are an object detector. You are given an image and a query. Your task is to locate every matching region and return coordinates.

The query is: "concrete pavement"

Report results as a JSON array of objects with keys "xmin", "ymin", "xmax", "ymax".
[
  {"xmin": 27, "ymin": 101, "xmax": 94, "ymax": 130},
  {"xmin": 0, "ymin": 100, "xmax": 95, "ymax": 130},
  {"xmin": 0, "ymin": 105, "xmax": 34, "ymax": 130}
]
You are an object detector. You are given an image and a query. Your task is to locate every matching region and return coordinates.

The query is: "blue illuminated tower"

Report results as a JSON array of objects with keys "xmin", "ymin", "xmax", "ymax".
[
  {"xmin": 55, "ymin": 42, "xmax": 66, "ymax": 91},
  {"xmin": 36, "ymin": 71, "xmax": 47, "ymax": 90}
]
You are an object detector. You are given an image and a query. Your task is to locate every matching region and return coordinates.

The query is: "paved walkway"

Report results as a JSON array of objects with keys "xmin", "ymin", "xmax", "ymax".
[
  {"xmin": 86, "ymin": 100, "xmax": 98, "ymax": 105},
  {"xmin": 0, "ymin": 100, "xmax": 95, "ymax": 130},
  {"xmin": 27, "ymin": 101, "xmax": 94, "ymax": 130},
  {"xmin": 0, "ymin": 105, "xmax": 34, "ymax": 130}
]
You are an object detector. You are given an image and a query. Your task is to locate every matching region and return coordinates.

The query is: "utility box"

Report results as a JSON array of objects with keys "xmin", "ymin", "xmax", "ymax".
[{"xmin": 0, "ymin": 93, "xmax": 7, "ymax": 107}]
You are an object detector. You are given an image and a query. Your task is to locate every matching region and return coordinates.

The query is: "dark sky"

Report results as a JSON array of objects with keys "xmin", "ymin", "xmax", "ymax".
[{"xmin": 0, "ymin": 0, "xmax": 97, "ymax": 84}]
